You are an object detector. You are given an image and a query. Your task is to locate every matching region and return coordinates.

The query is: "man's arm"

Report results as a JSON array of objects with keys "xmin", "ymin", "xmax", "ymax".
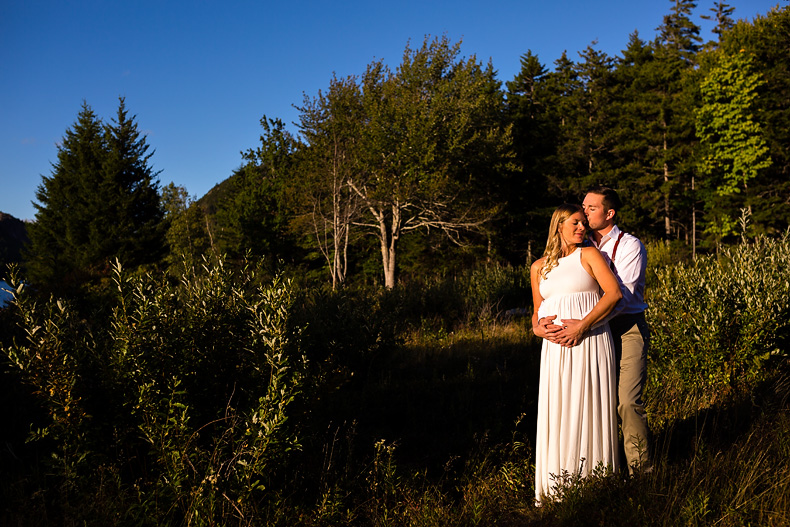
[
  {"xmin": 610, "ymin": 236, "xmax": 647, "ymax": 314},
  {"xmin": 558, "ymin": 235, "xmax": 647, "ymax": 332}
]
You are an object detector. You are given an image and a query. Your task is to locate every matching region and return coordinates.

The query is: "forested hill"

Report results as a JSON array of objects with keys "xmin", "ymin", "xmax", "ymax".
[{"xmin": 0, "ymin": 212, "xmax": 29, "ymax": 267}]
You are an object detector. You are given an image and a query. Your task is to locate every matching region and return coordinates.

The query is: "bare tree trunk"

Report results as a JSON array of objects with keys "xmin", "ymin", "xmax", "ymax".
[
  {"xmin": 663, "ymin": 130, "xmax": 671, "ymax": 239},
  {"xmin": 380, "ymin": 202, "xmax": 401, "ymax": 289},
  {"xmin": 332, "ymin": 164, "xmax": 342, "ymax": 289},
  {"xmin": 313, "ymin": 146, "xmax": 357, "ymax": 290},
  {"xmin": 205, "ymin": 215, "xmax": 217, "ymax": 256},
  {"xmin": 692, "ymin": 175, "xmax": 696, "ymax": 259}
]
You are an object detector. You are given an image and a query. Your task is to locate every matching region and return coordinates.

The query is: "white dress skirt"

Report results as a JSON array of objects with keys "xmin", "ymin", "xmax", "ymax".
[{"xmin": 535, "ymin": 248, "xmax": 619, "ymax": 503}]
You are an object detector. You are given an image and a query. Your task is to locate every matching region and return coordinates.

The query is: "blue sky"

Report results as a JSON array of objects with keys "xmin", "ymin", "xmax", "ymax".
[{"xmin": 1, "ymin": 0, "xmax": 783, "ymax": 221}]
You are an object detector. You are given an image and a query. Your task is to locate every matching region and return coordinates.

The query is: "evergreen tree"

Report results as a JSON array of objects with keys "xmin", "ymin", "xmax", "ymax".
[
  {"xmin": 572, "ymin": 45, "xmax": 618, "ymax": 188},
  {"xmin": 652, "ymin": 0, "xmax": 702, "ymax": 241},
  {"xmin": 527, "ymin": 45, "xmax": 617, "ymax": 203},
  {"xmin": 539, "ymin": 51, "xmax": 584, "ymax": 201},
  {"xmin": 609, "ymin": 32, "xmax": 667, "ymax": 236},
  {"xmin": 503, "ymin": 51, "xmax": 556, "ymax": 263},
  {"xmin": 659, "ymin": 0, "xmax": 703, "ymax": 63},
  {"xmin": 214, "ymin": 117, "xmax": 299, "ymax": 267},
  {"xmin": 701, "ymin": 1, "xmax": 736, "ymax": 47},
  {"xmin": 26, "ymin": 102, "xmax": 106, "ymax": 287},
  {"xmin": 26, "ymin": 99, "xmax": 165, "ymax": 291},
  {"xmin": 101, "ymin": 97, "xmax": 165, "ymax": 266}
]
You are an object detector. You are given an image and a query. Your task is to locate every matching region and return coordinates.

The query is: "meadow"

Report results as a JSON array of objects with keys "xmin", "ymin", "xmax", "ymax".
[{"xmin": 1, "ymin": 231, "xmax": 789, "ymax": 526}]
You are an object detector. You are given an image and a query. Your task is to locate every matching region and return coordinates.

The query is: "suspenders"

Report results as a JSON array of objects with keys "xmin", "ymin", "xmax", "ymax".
[{"xmin": 609, "ymin": 231, "xmax": 624, "ymax": 271}]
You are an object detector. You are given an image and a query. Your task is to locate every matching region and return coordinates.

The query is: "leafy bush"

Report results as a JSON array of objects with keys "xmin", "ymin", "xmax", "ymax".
[
  {"xmin": 2, "ymin": 257, "xmax": 305, "ymax": 525},
  {"xmin": 646, "ymin": 232, "xmax": 790, "ymax": 425}
]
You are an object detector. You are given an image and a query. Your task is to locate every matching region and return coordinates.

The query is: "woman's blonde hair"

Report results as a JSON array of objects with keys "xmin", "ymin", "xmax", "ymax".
[{"xmin": 540, "ymin": 203, "xmax": 585, "ymax": 279}]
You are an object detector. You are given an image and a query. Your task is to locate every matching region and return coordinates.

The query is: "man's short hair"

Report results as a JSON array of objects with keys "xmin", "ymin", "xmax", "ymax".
[{"xmin": 587, "ymin": 186, "xmax": 622, "ymax": 216}]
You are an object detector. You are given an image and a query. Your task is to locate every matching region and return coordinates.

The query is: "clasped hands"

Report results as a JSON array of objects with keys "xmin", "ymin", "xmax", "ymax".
[{"xmin": 535, "ymin": 315, "xmax": 585, "ymax": 347}]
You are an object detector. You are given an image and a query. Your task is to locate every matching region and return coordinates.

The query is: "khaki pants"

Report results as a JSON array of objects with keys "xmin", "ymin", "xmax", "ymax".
[{"xmin": 610, "ymin": 313, "xmax": 651, "ymax": 473}]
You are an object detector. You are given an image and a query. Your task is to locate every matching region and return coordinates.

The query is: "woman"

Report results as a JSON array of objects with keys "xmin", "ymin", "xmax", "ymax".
[{"xmin": 530, "ymin": 203, "xmax": 622, "ymax": 504}]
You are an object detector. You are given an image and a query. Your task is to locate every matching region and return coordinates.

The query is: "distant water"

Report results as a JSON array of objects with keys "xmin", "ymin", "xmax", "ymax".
[{"xmin": 0, "ymin": 280, "xmax": 13, "ymax": 307}]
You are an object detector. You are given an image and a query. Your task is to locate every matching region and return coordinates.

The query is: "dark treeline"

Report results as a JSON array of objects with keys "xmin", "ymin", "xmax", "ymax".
[{"xmin": 16, "ymin": 1, "xmax": 790, "ymax": 295}]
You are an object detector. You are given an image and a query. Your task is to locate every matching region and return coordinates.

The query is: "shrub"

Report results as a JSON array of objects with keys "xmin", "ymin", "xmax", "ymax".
[
  {"xmin": 2, "ymin": 256, "xmax": 305, "ymax": 525},
  {"xmin": 646, "ymin": 232, "xmax": 790, "ymax": 425}
]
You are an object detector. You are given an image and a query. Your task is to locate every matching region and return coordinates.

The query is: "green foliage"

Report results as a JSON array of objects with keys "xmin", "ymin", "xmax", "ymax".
[
  {"xmin": 161, "ymin": 182, "xmax": 213, "ymax": 275},
  {"xmin": 696, "ymin": 49, "xmax": 771, "ymax": 240},
  {"xmin": 214, "ymin": 117, "xmax": 300, "ymax": 266},
  {"xmin": 6, "ymin": 3, "xmax": 790, "ymax": 525},
  {"xmin": 647, "ymin": 228, "xmax": 790, "ymax": 425},
  {"xmin": 4, "ymin": 232, "xmax": 790, "ymax": 524},
  {"xmin": 2, "ymin": 256, "xmax": 305, "ymax": 525},
  {"xmin": 701, "ymin": 1, "xmax": 736, "ymax": 46},
  {"xmin": 3, "ymin": 266, "xmax": 95, "ymax": 484},
  {"xmin": 338, "ymin": 35, "xmax": 512, "ymax": 288},
  {"xmin": 717, "ymin": 6, "xmax": 790, "ymax": 234},
  {"xmin": 25, "ymin": 98, "xmax": 165, "ymax": 293},
  {"xmin": 294, "ymin": 75, "xmax": 365, "ymax": 288}
]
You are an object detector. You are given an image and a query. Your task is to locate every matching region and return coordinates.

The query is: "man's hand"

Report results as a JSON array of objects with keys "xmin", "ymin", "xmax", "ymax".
[{"xmin": 534, "ymin": 315, "xmax": 563, "ymax": 342}]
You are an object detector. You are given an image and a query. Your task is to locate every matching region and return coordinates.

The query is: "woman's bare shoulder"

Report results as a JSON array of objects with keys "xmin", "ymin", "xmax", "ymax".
[{"xmin": 580, "ymin": 246, "xmax": 604, "ymax": 259}]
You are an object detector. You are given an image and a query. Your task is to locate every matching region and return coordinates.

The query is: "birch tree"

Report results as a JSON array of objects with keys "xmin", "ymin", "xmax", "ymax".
[
  {"xmin": 351, "ymin": 36, "xmax": 512, "ymax": 288},
  {"xmin": 296, "ymin": 76, "xmax": 363, "ymax": 288}
]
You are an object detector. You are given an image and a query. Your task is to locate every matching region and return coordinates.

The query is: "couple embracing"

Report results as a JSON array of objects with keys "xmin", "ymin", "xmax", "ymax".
[{"xmin": 530, "ymin": 186, "xmax": 651, "ymax": 504}]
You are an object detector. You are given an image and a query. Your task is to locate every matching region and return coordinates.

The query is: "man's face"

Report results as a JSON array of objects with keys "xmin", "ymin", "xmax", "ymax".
[{"xmin": 582, "ymin": 192, "xmax": 612, "ymax": 231}]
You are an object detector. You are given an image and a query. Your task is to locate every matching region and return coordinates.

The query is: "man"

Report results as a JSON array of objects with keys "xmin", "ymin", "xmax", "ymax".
[{"xmin": 538, "ymin": 186, "xmax": 651, "ymax": 474}]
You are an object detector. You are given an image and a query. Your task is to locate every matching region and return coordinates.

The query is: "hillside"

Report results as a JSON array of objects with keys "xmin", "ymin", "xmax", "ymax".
[{"xmin": 0, "ymin": 212, "xmax": 29, "ymax": 267}]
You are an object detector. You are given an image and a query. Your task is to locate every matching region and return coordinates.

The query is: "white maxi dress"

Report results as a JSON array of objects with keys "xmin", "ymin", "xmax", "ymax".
[{"xmin": 534, "ymin": 248, "xmax": 619, "ymax": 503}]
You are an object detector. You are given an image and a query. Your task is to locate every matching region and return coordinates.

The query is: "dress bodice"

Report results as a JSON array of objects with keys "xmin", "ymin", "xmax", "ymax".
[
  {"xmin": 537, "ymin": 248, "xmax": 601, "ymax": 321},
  {"xmin": 539, "ymin": 248, "xmax": 599, "ymax": 300}
]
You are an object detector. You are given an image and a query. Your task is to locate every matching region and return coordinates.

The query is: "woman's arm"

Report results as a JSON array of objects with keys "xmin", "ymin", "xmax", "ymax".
[
  {"xmin": 530, "ymin": 258, "xmax": 561, "ymax": 341},
  {"xmin": 557, "ymin": 247, "xmax": 622, "ymax": 346}
]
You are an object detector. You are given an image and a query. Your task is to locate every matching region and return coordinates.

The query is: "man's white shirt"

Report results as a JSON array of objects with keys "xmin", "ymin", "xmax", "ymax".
[{"xmin": 591, "ymin": 224, "xmax": 648, "ymax": 317}]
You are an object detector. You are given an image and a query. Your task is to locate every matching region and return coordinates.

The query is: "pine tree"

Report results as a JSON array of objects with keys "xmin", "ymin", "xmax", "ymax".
[
  {"xmin": 659, "ymin": 0, "xmax": 703, "ymax": 64},
  {"xmin": 26, "ymin": 99, "xmax": 165, "ymax": 291},
  {"xmin": 101, "ymin": 97, "xmax": 165, "ymax": 266},
  {"xmin": 652, "ymin": 0, "xmax": 702, "ymax": 241},
  {"xmin": 701, "ymin": 1, "xmax": 736, "ymax": 47},
  {"xmin": 539, "ymin": 51, "xmax": 584, "ymax": 200},
  {"xmin": 609, "ymin": 32, "xmax": 667, "ymax": 236},
  {"xmin": 26, "ymin": 102, "xmax": 106, "ymax": 287},
  {"xmin": 503, "ymin": 51, "xmax": 556, "ymax": 263},
  {"xmin": 215, "ymin": 116, "xmax": 298, "ymax": 266},
  {"xmin": 573, "ymin": 45, "xmax": 618, "ymax": 187}
]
